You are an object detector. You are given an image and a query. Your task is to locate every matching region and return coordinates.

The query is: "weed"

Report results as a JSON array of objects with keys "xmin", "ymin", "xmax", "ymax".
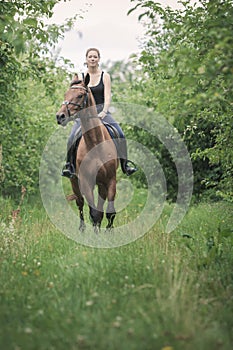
[{"xmin": 0, "ymin": 193, "xmax": 232, "ymax": 350}]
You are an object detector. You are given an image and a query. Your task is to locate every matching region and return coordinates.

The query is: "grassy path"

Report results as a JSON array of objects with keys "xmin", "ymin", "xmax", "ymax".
[{"xmin": 0, "ymin": 195, "xmax": 232, "ymax": 350}]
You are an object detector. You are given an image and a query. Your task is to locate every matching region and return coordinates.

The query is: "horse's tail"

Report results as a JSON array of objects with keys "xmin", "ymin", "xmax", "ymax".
[{"xmin": 66, "ymin": 193, "xmax": 78, "ymax": 201}]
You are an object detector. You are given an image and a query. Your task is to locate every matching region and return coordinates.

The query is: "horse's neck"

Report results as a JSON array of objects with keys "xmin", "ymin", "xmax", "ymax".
[
  {"xmin": 81, "ymin": 118, "xmax": 104, "ymax": 144},
  {"xmin": 80, "ymin": 99, "xmax": 105, "ymax": 146}
]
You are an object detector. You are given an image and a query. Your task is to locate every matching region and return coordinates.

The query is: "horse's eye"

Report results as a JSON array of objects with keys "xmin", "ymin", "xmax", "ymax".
[{"xmin": 78, "ymin": 94, "xmax": 83, "ymax": 99}]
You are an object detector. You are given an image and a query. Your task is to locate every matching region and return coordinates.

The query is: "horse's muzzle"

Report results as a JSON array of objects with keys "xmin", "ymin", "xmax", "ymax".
[{"xmin": 56, "ymin": 113, "xmax": 66, "ymax": 125}]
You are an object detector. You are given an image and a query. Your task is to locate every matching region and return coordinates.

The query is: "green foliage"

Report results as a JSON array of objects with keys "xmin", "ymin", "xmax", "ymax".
[
  {"xmin": 128, "ymin": 0, "xmax": 233, "ymax": 200},
  {"xmin": 1, "ymin": 76, "xmax": 68, "ymax": 195},
  {"xmin": 102, "ymin": 59, "xmax": 179, "ymax": 201},
  {"xmin": 0, "ymin": 0, "xmax": 78, "ymax": 197},
  {"xmin": 1, "ymin": 0, "xmax": 232, "ymax": 202}
]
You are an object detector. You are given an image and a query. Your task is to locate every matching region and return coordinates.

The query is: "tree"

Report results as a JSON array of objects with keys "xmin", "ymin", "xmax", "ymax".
[
  {"xmin": 0, "ymin": 0, "xmax": 78, "ymax": 196},
  {"xmin": 128, "ymin": 0, "xmax": 233, "ymax": 200}
]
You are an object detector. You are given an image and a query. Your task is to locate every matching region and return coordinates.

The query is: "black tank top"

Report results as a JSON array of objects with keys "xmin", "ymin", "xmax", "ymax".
[{"xmin": 82, "ymin": 71, "xmax": 105, "ymax": 109}]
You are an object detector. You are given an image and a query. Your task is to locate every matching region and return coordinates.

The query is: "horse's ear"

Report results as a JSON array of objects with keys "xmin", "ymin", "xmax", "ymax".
[
  {"xmin": 70, "ymin": 73, "xmax": 79, "ymax": 84},
  {"xmin": 84, "ymin": 73, "xmax": 90, "ymax": 87}
]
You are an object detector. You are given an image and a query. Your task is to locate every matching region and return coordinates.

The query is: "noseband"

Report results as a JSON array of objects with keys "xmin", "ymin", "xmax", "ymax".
[{"xmin": 62, "ymin": 85, "xmax": 89, "ymax": 118}]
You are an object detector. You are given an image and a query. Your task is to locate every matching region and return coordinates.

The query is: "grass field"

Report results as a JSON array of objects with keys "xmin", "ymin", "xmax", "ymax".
[{"xmin": 0, "ymin": 191, "xmax": 233, "ymax": 350}]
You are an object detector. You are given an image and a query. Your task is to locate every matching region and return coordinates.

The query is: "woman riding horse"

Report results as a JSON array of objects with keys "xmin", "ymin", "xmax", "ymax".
[
  {"xmin": 56, "ymin": 74, "xmax": 119, "ymax": 231},
  {"xmin": 62, "ymin": 47, "xmax": 137, "ymax": 178}
]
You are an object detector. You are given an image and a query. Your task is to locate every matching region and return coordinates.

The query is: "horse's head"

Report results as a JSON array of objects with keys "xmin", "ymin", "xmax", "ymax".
[{"xmin": 56, "ymin": 73, "xmax": 90, "ymax": 126}]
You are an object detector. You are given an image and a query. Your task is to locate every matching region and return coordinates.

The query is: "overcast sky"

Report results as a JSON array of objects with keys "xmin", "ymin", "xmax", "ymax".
[{"xmin": 50, "ymin": 0, "xmax": 190, "ymax": 71}]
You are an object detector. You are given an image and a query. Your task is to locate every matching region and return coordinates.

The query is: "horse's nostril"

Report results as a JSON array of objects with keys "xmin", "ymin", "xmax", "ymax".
[
  {"xmin": 56, "ymin": 113, "xmax": 65, "ymax": 119},
  {"xmin": 56, "ymin": 113, "xmax": 66, "ymax": 124}
]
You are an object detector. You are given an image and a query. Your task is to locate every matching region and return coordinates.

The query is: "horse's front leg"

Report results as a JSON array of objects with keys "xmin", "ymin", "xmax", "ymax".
[
  {"xmin": 96, "ymin": 183, "xmax": 107, "ymax": 225},
  {"xmin": 89, "ymin": 206, "xmax": 103, "ymax": 233},
  {"xmin": 81, "ymin": 184, "xmax": 103, "ymax": 232}
]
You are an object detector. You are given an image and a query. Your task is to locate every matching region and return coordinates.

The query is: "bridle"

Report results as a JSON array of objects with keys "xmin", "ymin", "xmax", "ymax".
[{"xmin": 62, "ymin": 85, "xmax": 89, "ymax": 118}]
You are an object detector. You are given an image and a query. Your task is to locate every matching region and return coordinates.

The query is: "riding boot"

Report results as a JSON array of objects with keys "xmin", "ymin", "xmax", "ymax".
[
  {"xmin": 118, "ymin": 138, "xmax": 137, "ymax": 176},
  {"xmin": 61, "ymin": 139, "xmax": 80, "ymax": 178}
]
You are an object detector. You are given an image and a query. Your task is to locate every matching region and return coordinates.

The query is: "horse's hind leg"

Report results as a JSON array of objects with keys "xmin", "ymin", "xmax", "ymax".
[
  {"xmin": 106, "ymin": 211, "xmax": 116, "ymax": 230},
  {"xmin": 106, "ymin": 179, "xmax": 117, "ymax": 230},
  {"xmin": 106, "ymin": 201, "xmax": 116, "ymax": 230},
  {"xmin": 76, "ymin": 196, "xmax": 85, "ymax": 232}
]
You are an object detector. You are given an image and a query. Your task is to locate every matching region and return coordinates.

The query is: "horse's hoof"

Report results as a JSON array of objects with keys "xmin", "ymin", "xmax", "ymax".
[
  {"xmin": 79, "ymin": 223, "xmax": 86, "ymax": 232},
  {"xmin": 93, "ymin": 225, "xmax": 100, "ymax": 234},
  {"xmin": 105, "ymin": 226, "xmax": 114, "ymax": 233}
]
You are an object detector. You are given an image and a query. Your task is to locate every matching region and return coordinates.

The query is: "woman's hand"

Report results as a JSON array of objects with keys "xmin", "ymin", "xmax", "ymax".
[{"xmin": 98, "ymin": 110, "xmax": 107, "ymax": 119}]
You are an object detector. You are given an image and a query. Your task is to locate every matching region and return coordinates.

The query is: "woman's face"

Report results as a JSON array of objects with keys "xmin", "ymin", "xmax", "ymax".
[{"xmin": 86, "ymin": 50, "xmax": 100, "ymax": 68}]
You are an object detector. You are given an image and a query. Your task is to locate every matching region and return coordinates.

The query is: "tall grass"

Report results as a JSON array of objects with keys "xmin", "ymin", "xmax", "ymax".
[{"xmin": 0, "ymin": 192, "xmax": 232, "ymax": 350}]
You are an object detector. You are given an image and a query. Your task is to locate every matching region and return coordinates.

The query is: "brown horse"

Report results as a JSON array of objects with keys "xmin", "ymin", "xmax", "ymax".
[{"xmin": 56, "ymin": 74, "xmax": 118, "ymax": 232}]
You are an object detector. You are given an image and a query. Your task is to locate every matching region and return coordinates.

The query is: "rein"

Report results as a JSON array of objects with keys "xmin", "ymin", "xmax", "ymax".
[
  {"xmin": 62, "ymin": 86, "xmax": 88, "ymax": 118},
  {"xmin": 62, "ymin": 84, "xmax": 99, "ymax": 120}
]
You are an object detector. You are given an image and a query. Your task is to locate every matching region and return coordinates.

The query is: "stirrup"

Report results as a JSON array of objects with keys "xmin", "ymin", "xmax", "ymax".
[
  {"xmin": 125, "ymin": 160, "xmax": 138, "ymax": 176},
  {"xmin": 61, "ymin": 163, "xmax": 76, "ymax": 178}
]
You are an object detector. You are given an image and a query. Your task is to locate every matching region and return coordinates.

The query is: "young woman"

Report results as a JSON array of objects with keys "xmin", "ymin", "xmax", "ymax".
[{"xmin": 62, "ymin": 47, "xmax": 137, "ymax": 177}]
